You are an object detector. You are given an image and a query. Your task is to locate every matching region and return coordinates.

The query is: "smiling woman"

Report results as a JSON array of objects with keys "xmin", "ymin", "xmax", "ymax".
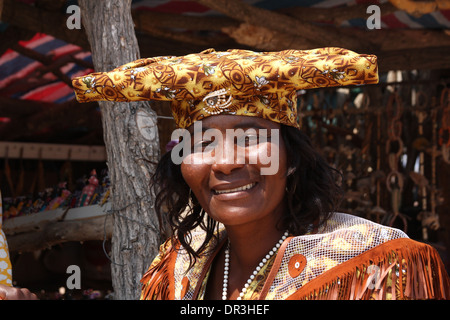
[
  {"xmin": 72, "ymin": 47, "xmax": 450, "ymax": 300},
  {"xmin": 151, "ymin": 115, "xmax": 342, "ymax": 300}
]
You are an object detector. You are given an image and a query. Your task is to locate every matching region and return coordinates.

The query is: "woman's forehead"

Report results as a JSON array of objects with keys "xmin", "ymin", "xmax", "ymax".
[{"xmin": 186, "ymin": 115, "xmax": 281, "ymax": 133}]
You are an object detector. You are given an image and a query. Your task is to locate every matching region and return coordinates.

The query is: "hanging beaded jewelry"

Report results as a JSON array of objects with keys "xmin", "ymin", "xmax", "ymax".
[{"xmin": 222, "ymin": 231, "xmax": 289, "ymax": 300}]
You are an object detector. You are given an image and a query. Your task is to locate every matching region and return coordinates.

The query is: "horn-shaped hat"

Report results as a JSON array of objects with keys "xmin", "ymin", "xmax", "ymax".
[{"xmin": 72, "ymin": 47, "xmax": 378, "ymax": 128}]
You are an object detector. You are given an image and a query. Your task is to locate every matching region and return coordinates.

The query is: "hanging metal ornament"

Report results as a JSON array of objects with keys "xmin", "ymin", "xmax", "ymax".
[
  {"xmin": 368, "ymin": 108, "xmax": 386, "ymax": 223},
  {"xmin": 383, "ymin": 92, "xmax": 408, "ymax": 232},
  {"xmin": 438, "ymin": 88, "xmax": 450, "ymax": 164}
]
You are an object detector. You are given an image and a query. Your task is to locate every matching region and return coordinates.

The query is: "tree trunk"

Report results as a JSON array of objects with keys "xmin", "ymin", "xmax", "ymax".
[{"xmin": 78, "ymin": 0, "xmax": 161, "ymax": 300}]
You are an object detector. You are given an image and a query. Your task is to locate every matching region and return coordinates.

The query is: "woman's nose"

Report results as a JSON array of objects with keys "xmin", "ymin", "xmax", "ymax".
[{"xmin": 211, "ymin": 138, "xmax": 245, "ymax": 175}]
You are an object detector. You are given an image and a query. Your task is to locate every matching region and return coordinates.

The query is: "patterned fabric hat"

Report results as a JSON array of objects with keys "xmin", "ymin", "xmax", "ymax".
[{"xmin": 72, "ymin": 47, "xmax": 378, "ymax": 129}]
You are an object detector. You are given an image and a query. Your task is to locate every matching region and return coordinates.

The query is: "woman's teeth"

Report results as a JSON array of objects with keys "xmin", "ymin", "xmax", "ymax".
[{"xmin": 214, "ymin": 183, "xmax": 256, "ymax": 194}]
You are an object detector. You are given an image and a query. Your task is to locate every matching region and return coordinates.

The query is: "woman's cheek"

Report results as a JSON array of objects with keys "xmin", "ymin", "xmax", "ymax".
[
  {"xmin": 247, "ymin": 142, "xmax": 283, "ymax": 176},
  {"xmin": 181, "ymin": 157, "xmax": 200, "ymax": 188}
]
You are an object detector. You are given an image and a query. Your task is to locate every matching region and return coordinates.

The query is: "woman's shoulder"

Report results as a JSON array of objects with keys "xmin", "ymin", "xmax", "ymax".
[
  {"xmin": 286, "ymin": 212, "xmax": 409, "ymax": 267},
  {"xmin": 271, "ymin": 213, "xmax": 450, "ymax": 300},
  {"xmin": 313, "ymin": 211, "xmax": 408, "ymax": 242},
  {"xmin": 140, "ymin": 236, "xmax": 180, "ymax": 300},
  {"xmin": 287, "ymin": 212, "xmax": 409, "ymax": 267}
]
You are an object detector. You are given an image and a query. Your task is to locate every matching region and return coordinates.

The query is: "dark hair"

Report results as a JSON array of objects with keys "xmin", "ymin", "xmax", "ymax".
[{"xmin": 151, "ymin": 124, "xmax": 343, "ymax": 265}]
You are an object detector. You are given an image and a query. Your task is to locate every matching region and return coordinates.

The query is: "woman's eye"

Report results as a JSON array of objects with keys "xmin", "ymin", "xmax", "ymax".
[
  {"xmin": 193, "ymin": 140, "xmax": 216, "ymax": 151},
  {"xmin": 236, "ymin": 135, "xmax": 259, "ymax": 147}
]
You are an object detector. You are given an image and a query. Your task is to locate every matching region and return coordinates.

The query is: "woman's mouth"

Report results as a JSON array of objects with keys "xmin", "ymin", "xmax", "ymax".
[{"xmin": 213, "ymin": 182, "xmax": 257, "ymax": 195}]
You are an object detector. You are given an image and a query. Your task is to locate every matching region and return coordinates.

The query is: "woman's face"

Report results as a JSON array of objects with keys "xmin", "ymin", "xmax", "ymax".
[{"xmin": 180, "ymin": 115, "xmax": 288, "ymax": 228}]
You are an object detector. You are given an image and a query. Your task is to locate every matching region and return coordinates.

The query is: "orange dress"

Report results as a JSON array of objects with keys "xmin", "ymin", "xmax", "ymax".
[{"xmin": 140, "ymin": 212, "xmax": 450, "ymax": 300}]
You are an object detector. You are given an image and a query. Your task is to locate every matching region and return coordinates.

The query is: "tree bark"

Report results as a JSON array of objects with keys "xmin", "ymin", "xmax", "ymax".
[{"xmin": 78, "ymin": 0, "xmax": 161, "ymax": 300}]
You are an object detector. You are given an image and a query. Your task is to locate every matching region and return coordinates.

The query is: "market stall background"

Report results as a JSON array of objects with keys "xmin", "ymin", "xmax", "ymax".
[{"xmin": 0, "ymin": 0, "xmax": 449, "ymax": 299}]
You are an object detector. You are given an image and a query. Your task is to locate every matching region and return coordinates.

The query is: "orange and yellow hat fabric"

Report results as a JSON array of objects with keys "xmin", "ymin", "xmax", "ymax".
[{"xmin": 72, "ymin": 47, "xmax": 378, "ymax": 129}]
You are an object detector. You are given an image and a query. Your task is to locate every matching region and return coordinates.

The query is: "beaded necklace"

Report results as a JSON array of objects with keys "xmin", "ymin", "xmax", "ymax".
[{"xmin": 222, "ymin": 231, "xmax": 289, "ymax": 300}]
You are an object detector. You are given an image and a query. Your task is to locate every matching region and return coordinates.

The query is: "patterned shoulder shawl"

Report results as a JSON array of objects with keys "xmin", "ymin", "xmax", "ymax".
[{"xmin": 140, "ymin": 212, "xmax": 450, "ymax": 300}]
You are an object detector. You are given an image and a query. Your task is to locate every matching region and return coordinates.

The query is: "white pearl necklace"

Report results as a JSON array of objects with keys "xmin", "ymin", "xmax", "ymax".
[{"xmin": 222, "ymin": 231, "xmax": 289, "ymax": 300}]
